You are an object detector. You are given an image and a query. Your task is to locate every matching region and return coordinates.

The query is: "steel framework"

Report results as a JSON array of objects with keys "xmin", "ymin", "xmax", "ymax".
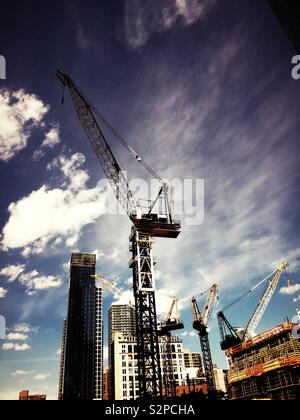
[
  {"xmin": 192, "ymin": 285, "xmax": 218, "ymax": 393},
  {"xmin": 57, "ymin": 71, "xmax": 181, "ymax": 399},
  {"xmin": 129, "ymin": 228, "xmax": 162, "ymax": 398}
]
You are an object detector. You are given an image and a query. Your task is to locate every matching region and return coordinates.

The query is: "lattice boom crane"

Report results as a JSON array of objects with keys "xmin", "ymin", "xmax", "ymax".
[
  {"xmin": 192, "ymin": 284, "xmax": 218, "ymax": 393},
  {"xmin": 218, "ymin": 262, "xmax": 289, "ymax": 350},
  {"xmin": 57, "ymin": 71, "xmax": 181, "ymax": 399}
]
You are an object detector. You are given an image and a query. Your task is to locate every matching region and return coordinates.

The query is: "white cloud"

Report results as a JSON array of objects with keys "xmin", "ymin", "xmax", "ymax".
[
  {"xmin": 2, "ymin": 343, "xmax": 31, "ymax": 351},
  {"xmin": 33, "ymin": 373, "xmax": 50, "ymax": 381},
  {"xmin": 0, "ymin": 287, "xmax": 7, "ymax": 298},
  {"xmin": 112, "ymin": 290, "xmax": 135, "ymax": 306},
  {"xmin": 6, "ymin": 332, "xmax": 28, "ymax": 341},
  {"xmin": 32, "ymin": 149, "xmax": 46, "ymax": 161},
  {"xmin": 19, "ymin": 270, "xmax": 62, "ymax": 295},
  {"xmin": 280, "ymin": 284, "xmax": 300, "ymax": 296},
  {"xmin": 0, "ymin": 264, "xmax": 26, "ymax": 282},
  {"xmin": 1, "ymin": 153, "xmax": 108, "ymax": 256},
  {"xmin": 294, "ymin": 295, "xmax": 300, "ymax": 303},
  {"xmin": 180, "ymin": 331, "xmax": 197, "ymax": 337},
  {"xmin": 0, "ymin": 88, "xmax": 49, "ymax": 162},
  {"xmin": 33, "ymin": 125, "xmax": 60, "ymax": 161},
  {"xmin": 56, "ymin": 349, "xmax": 62, "ymax": 356},
  {"xmin": 14, "ymin": 323, "xmax": 38, "ymax": 334},
  {"xmin": 123, "ymin": 0, "xmax": 216, "ymax": 49},
  {"xmin": 11, "ymin": 370, "xmax": 34, "ymax": 377},
  {"xmin": 41, "ymin": 125, "xmax": 60, "ymax": 148}
]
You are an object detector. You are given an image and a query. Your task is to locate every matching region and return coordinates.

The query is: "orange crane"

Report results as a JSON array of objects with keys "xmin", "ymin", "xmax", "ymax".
[
  {"xmin": 158, "ymin": 298, "xmax": 184, "ymax": 398},
  {"xmin": 191, "ymin": 285, "xmax": 219, "ymax": 393},
  {"xmin": 57, "ymin": 71, "xmax": 181, "ymax": 399}
]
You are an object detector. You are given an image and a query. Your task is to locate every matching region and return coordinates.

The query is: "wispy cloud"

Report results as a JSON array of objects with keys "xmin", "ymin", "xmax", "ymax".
[
  {"xmin": 89, "ymin": 26, "xmax": 300, "ymax": 316},
  {"xmin": 33, "ymin": 373, "xmax": 51, "ymax": 381},
  {"xmin": 33, "ymin": 124, "xmax": 61, "ymax": 161},
  {"xmin": 11, "ymin": 370, "xmax": 35, "ymax": 377},
  {"xmin": 14, "ymin": 323, "xmax": 38, "ymax": 334},
  {"xmin": 280, "ymin": 284, "xmax": 300, "ymax": 296},
  {"xmin": 122, "ymin": 0, "xmax": 216, "ymax": 49},
  {"xmin": 19, "ymin": 270, "xmax": 62, "ymax": 296}
]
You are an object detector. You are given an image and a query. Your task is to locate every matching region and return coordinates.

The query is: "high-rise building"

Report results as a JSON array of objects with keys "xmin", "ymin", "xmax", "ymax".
[
  {"xmin": 58, "ymin": 319, "xmax": 67, "ymax": 400},
  {"xmin": 108, "ymin": 304, "xmax": 136, "ymax": 345},
  {"xmin": 183, "ymin": 348, "xmax": 202, "ymax": 369},
  {"xmin": 111, "ymin": 333, "xmax": 186, "ymax": 401},
  {"xmin": 62, "ymin": 253, "xmax": 103, "ymax": 400},
  {"xmin": 213, "ymin": 365, "xmax": 227, "ymax": 393},
  {"xmin": 111, "ymin": 333, "xmax": 139, "ymax": 400},
  {"xmin": 103, "ymin": 368, "xmax": 109, "ymax": 401},
  {"xmin": 227, "ymin": 322, "xmax": 300, "ymax": 400},
  {"xmin": 94, "ymin": 286, "xmax": 103, "ymax": 400},
  {"xmin": 19, "ymin": 390, "xmax": 46, "ymax": 401},
  {"xmin": 108, "ymin": 304, "xmax": 136, "ymax": 399}
]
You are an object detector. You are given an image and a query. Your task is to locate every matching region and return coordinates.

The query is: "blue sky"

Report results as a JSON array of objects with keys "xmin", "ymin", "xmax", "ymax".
[{"xmin": 1, "ymin": 0, "xmax": 300, "ymax": 400}]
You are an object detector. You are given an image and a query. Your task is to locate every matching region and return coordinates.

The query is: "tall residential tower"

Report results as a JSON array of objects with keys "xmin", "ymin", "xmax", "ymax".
[{"xmin": 62, "ymin": 253, "xmax": 103, "ymax": 400}]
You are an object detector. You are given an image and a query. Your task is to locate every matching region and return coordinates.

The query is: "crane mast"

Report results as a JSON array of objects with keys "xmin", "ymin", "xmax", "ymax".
[
  {"xmin": 192, "ymin": 284, "xmax": 218, "ymax": 393},
  {"xmin": 158, "ymin": 298, "xmax": 184, "ymax": 398},
  {"xmin": 57, "ymin": 71, "xmax": 181, "ymax": 399}
]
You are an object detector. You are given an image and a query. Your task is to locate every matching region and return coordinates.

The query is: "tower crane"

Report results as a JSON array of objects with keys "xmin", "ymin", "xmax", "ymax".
[
  {"xmin": 91, "ymin": 274, "xmax": 122, "ymax": 297},
  {"xmin": 218, "ymin": 262, "xmax": 289, "ymax": 351},
  {"xmin": 158, "ymin": 298, "xmax": 184, "ymax": 398},
  {"xmin": 57, "ymin": 71, "xmax": 181, "ymax": 399},
  {"xmin": 191, "ymin": 284, "xmax": 219, "ymax": 393}
]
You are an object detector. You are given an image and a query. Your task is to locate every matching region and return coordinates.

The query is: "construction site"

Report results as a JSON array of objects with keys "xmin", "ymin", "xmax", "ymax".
[
  {"xmin": 57, "ymin": 68, "xmax": 300, "ymax": 401},
  {"xmin": 1, "ymin": 0, "xmax": 300, "ymax": 405},
  {"xmin": 227, "ymin": 321, "xmax": 300, "ymax": 400}
]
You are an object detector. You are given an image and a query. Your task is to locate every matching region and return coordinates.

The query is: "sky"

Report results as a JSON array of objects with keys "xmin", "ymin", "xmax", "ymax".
[{"xmin": 0, "ymin": 0, "xmax": 300, "ymax": 400}]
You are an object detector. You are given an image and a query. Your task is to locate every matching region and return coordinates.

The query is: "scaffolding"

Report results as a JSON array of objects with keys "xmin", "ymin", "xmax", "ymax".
[{"xmin": 227, "ymin": 322, "xmax": 300, "ymax": 400}]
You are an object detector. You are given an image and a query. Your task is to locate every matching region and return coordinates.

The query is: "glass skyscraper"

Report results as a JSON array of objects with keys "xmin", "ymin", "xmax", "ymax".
[{"xmin": 62, "ymin": 253, "xmax": 103, "ymax": 400}]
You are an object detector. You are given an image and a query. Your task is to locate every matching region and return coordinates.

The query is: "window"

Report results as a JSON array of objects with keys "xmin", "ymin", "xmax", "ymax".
[{"xmin": 122, "ymin": 362, "xmax": 126, "ymax": 367}]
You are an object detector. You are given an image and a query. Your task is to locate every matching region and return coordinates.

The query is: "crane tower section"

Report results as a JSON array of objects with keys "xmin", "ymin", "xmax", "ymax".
[{"xmin": 56, "ymin": 70, "xmax": 181, "ymax": 399}]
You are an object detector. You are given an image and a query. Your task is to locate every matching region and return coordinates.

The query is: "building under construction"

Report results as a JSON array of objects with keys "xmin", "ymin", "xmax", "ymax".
[{"xmin": 226, "ymin": 322, "xmax": 300, "ymax": 400}]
